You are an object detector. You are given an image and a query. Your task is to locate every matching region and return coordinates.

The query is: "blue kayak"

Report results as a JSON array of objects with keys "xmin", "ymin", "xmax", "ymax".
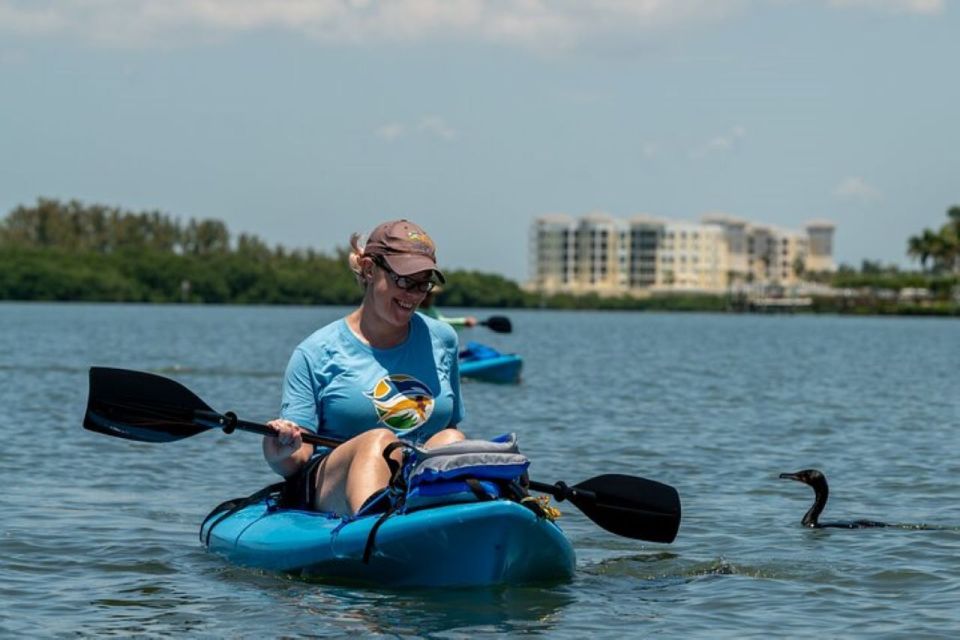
[
  {"xmin": 201, "ymin": 497, "xmax": 575, "ymax": 587},
  {"xmin": 459, "ymin": 342, "xmax": 523, "ymax": 384}
]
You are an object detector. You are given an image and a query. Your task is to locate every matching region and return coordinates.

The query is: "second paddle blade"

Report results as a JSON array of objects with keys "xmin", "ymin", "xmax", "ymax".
[
  {"xmin": 483, "ymin": 316, "xmax": 512, "ymax": 333},
  {"xmin": 570, "ymin": 474, "xmax": 681, "ymax": 544},
  {"xmin": 83, "ymin": 367, "xmax": 213, "ymax": 443}
]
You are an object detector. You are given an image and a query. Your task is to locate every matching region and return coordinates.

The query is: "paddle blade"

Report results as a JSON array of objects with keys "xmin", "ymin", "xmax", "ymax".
[
  {"xmin": 570, "ymin": 474, "xmax": 681, "ymax": 543},
  {"xmin": 84, "ymin": 367, "xmax": 214, "ymax": 443},
  {"xmin": 481, "ymin": 316, "xmax": 512, "ymax": 333}
]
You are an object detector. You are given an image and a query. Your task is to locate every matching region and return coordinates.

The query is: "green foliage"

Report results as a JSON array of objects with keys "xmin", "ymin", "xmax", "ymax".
[
  {"xmin": 810, "ymin": 295, "xmax": 960, "ymax": 317},
  {"xmin": 437, "ymin": 271, "xmax": 529, "ymax": 308},
  {"xmin": 830, "ymin": 269, "xmax": 930, "ymax": 290},
  {"xmin": 906, "ymin": 206, "xmax": 960, "ymax": 273},
  {"xmin": 0, "ymin": 198, "xmax": 364, "ymax": 304},
  {"xmin": 2, "ymin": 197, "xmax": 958, "ymax": 317}
]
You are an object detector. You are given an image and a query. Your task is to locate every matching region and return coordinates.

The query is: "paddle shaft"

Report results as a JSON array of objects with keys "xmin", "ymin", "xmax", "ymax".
[
  {"xmin": 194, "ymin": 410, "xmax": 344, "ymax": 449},
  {"xmin": 528, "ymin": 479, "xmax": 592, "ymax": 502}
]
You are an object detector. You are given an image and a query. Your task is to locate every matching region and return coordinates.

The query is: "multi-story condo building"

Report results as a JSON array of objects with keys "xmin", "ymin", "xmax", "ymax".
[
  {"xmin": 657, "ymin": 221, "xmax": 729, "ymax": 291},
  {"xmin": 571, "ymin": 212, "xmax": 628, "ymax": 294},
  {"xmin": 804, "ymin": 220, "xmax": 836, "ymax": 273},
  {"xmin": 700, "ymin": 213, "xmax": 749, "ymax": 276},
  {"xmin": 529, "ymin": 212, "xmax": 629, "ymax": 295},
  {"xmin": 529, "ymin": 213, "xmax": 575, "ymax": 292},
  {"xmin": 530, "ymin": 212, "xmax": 835, "ymax": 295},
  {"xmin": 627, "ymin": 216, "xmax": 662, "ymax": 289}
]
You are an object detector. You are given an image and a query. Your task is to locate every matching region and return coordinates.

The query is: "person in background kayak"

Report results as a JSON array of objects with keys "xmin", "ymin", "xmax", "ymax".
[
  {"xmin": 417, "ymin": 286, "xmax": 478, "ymax": 328},
  {"xmin": 264, "ymin": 219, "xmax": 466, "ymax": 516}
]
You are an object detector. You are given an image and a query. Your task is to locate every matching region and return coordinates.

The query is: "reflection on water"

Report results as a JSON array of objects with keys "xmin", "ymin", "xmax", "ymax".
[{"xmin": 299, "ymin": 585, "xmax": 577, "ymax": 636}]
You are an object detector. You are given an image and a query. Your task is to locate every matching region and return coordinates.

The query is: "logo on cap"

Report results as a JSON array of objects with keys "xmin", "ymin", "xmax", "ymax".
[{"xmin": 406, "ymin": 231, "xmax": 434, "ymax": 253}]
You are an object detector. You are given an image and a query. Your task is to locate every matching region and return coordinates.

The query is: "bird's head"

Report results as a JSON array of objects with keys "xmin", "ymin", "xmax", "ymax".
[{"xmin": 779, "ymin": 469, "xmax": 824, "ymax": 484}]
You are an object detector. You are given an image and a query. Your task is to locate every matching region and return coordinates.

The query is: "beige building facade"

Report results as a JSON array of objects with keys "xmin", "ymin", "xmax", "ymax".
[{"xmin": 530, "ymin": 212, "xmax": 836, "ymax": 295}]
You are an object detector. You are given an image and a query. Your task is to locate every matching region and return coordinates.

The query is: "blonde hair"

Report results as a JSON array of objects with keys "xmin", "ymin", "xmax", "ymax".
[{"xmin": 348, "ymin": 232, "xmax": 368, "ymax": 288}]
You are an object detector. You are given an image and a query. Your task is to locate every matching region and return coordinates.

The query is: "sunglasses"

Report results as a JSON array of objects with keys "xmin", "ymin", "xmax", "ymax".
[{"xmin": 371, "ymin": 255, "xmax": 437, "ymax": 293}]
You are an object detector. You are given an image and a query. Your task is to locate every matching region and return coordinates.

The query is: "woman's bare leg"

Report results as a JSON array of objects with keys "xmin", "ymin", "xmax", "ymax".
[
  {"xmin": 424, "ymin": 428, "xmax": 466, "ymax": 448},
  {"xmin": 312, "ymin": 428, "xmax": 400, "ymax": 515},
  {"xmin": 313, "ymin": 427, "xmax": 467, "ymax": 515}
]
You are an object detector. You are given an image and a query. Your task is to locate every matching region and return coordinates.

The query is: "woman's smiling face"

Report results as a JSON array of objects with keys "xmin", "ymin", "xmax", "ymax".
[{"xmin": 364, "ymin": 255, "xmax": 433, "ymax": 328}]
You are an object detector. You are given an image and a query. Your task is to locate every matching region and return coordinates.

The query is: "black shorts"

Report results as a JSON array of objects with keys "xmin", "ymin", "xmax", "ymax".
[{"xmin": 279, "ymin": 453, "xmax": 326, "ymax": 510}]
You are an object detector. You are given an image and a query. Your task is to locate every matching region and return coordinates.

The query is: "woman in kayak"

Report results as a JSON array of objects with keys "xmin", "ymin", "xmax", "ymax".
[
  {"xmin": 417, "ymin": 286, "xmax": 478, "ymax": 328},
  {"xmin": 264, "ymin": 219, "xmax": 466, "ymax": 516}
]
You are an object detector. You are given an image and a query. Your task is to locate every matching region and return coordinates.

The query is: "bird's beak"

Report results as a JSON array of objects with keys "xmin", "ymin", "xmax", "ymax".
[{"xmin": 779, "ymin": 472, "xmax": 800, "ymax": 481}]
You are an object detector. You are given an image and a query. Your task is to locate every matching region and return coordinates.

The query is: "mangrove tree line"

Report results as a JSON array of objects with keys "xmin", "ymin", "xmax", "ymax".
[{"xmin": 0, "ymin": 198, "xmax": 526, "ymax": 306}]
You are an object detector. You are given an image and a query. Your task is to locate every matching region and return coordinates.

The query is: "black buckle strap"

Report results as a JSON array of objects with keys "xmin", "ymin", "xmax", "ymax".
[{"xmin": 361, "ymin": 440, "xmax": 416, "ymax": 564}]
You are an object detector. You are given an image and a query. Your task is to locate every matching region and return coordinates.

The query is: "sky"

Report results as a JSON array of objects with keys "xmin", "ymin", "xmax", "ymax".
[{"xmin": 1, "ymin": 0, "xmax": 957, "ymax": 281}]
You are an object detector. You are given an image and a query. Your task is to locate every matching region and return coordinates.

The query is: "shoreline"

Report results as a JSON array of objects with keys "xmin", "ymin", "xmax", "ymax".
[{"xmin": 2, "ymin": 297, "xmax": 957, "ymax": 317}]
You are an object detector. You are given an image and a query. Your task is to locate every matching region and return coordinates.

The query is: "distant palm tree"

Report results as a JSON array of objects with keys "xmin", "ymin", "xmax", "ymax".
[
  {"xmin": 907, "ymin": 232, "xmax": 932, "ymax": 271},
  {"xmin": 927, "ymin": 230, "xmax": 949, "ymax": 273},
  {"xmin": 948, "ymin": 206, "xmax": 960, "ymax": 229},
  {"xmin": 907, "ymin": 207, "xmax": 960, "ymax": 274},
  {"xmin": 947, "ymin": 207, "xmax": 960, "ymax": 272}
]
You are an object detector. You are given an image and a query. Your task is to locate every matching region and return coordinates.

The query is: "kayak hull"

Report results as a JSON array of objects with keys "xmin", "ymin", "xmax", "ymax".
[
  {"xmin": 202, "ymin": 499, "xmax": 575, "ymax": 587},
  {"xmin": 459, "ymin": 354, "xmax": 523, "ymax": 384}
]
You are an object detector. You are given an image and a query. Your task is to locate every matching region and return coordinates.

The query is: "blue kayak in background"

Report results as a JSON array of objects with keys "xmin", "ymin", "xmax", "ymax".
[
  {"xmin": 201, "ymin": 497, "xmax": 574, "ymax": 588},
  {"xmin": 459, "ymin": 341, "xmax": 523, "ymax": 384}
]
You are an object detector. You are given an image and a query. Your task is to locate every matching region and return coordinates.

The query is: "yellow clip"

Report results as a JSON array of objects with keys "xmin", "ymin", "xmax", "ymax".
[{"xmin": 521, "ymin": 495, "xmax": 562, "ymax": 521}]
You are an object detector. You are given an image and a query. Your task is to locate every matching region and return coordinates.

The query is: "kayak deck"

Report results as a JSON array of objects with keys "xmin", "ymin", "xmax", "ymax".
[
  {"xmin": 459, "ymin": 354, "xmax": 523, "ymax": 384},
  {"xmin": 202, "ymin": 498, "xmax": 574, "ymax": 587}
]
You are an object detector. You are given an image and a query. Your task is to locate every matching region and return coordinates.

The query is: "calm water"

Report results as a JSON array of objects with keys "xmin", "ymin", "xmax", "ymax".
[{"xmin": 2, "ymin": 302, "xmax": 958, "ymax": 638}]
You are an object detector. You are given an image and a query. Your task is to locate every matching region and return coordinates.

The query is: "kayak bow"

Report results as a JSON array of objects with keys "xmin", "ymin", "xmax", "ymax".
[{"xmin": 201, "ymin": 497, "xmax": 575, "ymax": 587}]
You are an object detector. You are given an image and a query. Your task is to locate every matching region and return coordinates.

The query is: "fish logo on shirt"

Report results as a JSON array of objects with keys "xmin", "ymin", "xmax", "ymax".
[{"xmin": 366, "ymin": 374, "xmax": 435, "ymax": 433}]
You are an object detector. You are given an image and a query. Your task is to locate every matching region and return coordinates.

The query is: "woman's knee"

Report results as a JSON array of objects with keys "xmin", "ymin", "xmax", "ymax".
[
  {"xmin": 357, "ymin": 427, "xmax": 398, "ymax": 450},
  {"xmin": 425, "ymin": 428, "xmax": 466, "ymax": 448},
  {"xmin": 317, "ymin": 429, "xmax": 394, "ymax": 477}
]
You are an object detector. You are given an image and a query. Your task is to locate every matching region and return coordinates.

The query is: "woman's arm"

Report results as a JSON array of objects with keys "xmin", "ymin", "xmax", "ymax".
[{"xmin": 263, "ymin": 418, "xmax": 315, "ymax": 477}]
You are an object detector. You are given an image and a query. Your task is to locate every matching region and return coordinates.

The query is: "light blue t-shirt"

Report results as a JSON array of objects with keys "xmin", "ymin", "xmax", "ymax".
[{"xmin": 280, "ymin": 314, "xmax": 464, "ymax": 445}]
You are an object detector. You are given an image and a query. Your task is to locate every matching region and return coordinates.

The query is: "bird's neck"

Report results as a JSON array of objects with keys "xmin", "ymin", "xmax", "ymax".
[{"xmin": 802, "ymin": 483, "xmax": 828, "ymax": 527}]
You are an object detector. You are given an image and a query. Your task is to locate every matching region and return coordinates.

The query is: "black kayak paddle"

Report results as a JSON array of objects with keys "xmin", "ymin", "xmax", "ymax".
[
  {"xmin": 480, "ymin": 315, "xmax": 512, "ymax": 333},
  {"xmin": 83, "ymin": 366, "xmax": 681, "ymax": 544}
]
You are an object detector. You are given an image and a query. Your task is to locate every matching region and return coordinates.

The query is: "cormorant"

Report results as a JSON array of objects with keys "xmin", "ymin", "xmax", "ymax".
[{"xmin": 779, "ymin": 469, "xmax": 888, "ymax": 529}]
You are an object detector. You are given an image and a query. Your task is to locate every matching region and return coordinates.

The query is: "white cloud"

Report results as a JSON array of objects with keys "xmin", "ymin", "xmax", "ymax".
[
  {"xmin": 0, "ymin": 1, "xmax": 942, "ymax": 50},
  {"xmin": 375, "ymin": 116, "xmax": 458, "ymax": 142},
  {"xmin": 0, "ymin": 3, "xmax": 64, "ymax": 36},
  {"xmin": 690, "ymin": 125, "xmax": 746, "ymax": 158},
  {"xmin": 826, "ymin": 0, "xmax": 944, "ymax": 15},
  {"xmin": 0, "ymin": 1, "xmax": 748, "ymax": 50},
  {"xmin": 417, "ymin": 116, "xmax": 458, "ymax": 141},
  {"xmin": 833, "ymin": 176, "xmax": 883, "ymax": 203}
]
